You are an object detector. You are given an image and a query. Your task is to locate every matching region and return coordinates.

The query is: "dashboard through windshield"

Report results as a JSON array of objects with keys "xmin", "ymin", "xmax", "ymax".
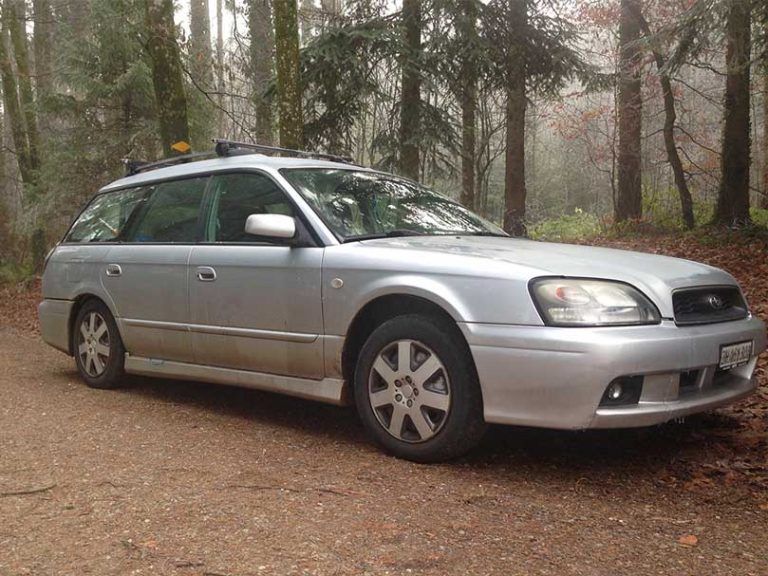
[{"xmin": 280, "ymin": 168, "xmax": 506, "ymax": 242}]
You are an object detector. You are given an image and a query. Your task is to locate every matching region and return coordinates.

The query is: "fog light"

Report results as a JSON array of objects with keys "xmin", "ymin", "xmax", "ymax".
[{"xmin": 600, "ymin": 376, "xmax": 643, "ymax": 406}]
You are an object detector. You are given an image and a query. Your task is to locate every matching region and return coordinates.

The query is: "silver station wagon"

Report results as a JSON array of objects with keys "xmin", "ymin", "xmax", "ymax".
[{"xmin": 39, "ymin": 140, "xmax": 767, "ymax": 461}]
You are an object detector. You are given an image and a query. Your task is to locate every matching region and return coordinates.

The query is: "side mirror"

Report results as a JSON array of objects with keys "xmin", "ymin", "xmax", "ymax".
[{"xmin": 244, "ymin": 213, "xmax": 296, "ymax": 240}]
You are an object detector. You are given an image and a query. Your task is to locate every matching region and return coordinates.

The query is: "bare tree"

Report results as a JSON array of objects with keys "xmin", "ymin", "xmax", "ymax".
[
  {"xmin": 616, "ymin": 0, "xmax": 643, "ymax": 222},
  {"xmin": 714, "ymin": 0, "xmax": 751, "ymax": 225},
  {"xmin": 632, "ymin": 5, "xmax": 694, "ymax": 228}
]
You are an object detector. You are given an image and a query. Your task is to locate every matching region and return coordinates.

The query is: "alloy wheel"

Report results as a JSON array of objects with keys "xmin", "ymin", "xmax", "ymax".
[
  {"xmin": 77, "ymin": 312, "xmax": 111, "ymax": 377},
  {"xmin": 368, "ymin": 339, "xmax": 451, "ymax": 443}
]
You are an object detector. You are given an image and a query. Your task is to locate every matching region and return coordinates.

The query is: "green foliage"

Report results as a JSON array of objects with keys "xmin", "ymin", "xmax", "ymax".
[
  {"xmin": 0, "ymin": 261, "xmax": 35, "ymax": 286},
  {"xmin": 750, "ymin": 207, "xmax": 768, "ymax": 228},
  {"xmin": 528, "ymin": 208, "xmax": 603, "ymax": 242},
  {"xmin": 642, "ymin": 187, "xmax": 713, "ymax": 230},
  {"xmin": 36, "ymin": 0, "xmax": 158, "ymax": 236},
  {"xmin": 482, "ymin": 0, "xmax": 595, "ymax": 97},
  {"xmin": 300, "ymin": 18, "xmax": 396, "ymax": 155}
]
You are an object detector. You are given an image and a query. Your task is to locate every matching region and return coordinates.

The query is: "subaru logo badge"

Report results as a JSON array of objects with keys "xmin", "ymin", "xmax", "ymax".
[{"xmin": 707, "ymin": 294, "xmax": 724, "ymax": 310}]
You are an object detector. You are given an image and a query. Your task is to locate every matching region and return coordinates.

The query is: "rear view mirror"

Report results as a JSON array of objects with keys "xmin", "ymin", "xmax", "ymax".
[{"xmin": 244, "ymin": 213, "xmax": 296, "ymax": 239}]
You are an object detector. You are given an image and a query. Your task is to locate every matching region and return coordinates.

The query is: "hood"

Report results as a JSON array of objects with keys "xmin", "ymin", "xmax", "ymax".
[{"xmin": 358, "ymin": 235, "xmax": 739, "ymax": 318}]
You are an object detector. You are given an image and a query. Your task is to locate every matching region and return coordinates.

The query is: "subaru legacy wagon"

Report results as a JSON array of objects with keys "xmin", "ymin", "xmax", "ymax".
[{"xmin": 39, "ymin": 140, "xmax": 767, "ymax": 461}]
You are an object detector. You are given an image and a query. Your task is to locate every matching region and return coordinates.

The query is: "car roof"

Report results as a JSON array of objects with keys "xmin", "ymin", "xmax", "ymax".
[{"xmin": 100, "ymin": 153, "xmax": 373, "ymax": 193}]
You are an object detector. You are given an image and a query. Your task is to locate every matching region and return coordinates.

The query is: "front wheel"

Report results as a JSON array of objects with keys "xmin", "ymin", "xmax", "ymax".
[
  {"xmin": 73, "ymin": 300, "xmax": 126, "ymax": 389},
  {"xmin": 354, "ymin": 314, "xmax": 487, "ymax": 462}
]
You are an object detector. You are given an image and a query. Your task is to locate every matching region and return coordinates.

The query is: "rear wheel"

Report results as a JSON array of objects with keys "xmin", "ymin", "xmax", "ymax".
[
  {"xmin": 73, "ymin": 300, "xmax": 125, "ymax": 389},
  {"xmin": 354, "ymin": 314, "xmax": 486, "ymax": 462}
]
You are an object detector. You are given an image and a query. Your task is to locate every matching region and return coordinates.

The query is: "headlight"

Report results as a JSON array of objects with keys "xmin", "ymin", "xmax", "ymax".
[{"xmin": 530, "ymin": 278, "xmax": 661, "ymax": 327}]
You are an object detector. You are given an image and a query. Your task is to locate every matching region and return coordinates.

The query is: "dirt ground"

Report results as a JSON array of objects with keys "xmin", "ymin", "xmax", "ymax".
[{"xmin": 1, "ymin": 233, "xmax": 767, "ymax": 575}]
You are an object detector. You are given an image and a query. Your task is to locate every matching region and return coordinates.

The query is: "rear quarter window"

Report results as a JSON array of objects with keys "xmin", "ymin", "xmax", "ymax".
[{"xmin": 66, "ymin": 187, "xmax": 147, "ymax": 243}]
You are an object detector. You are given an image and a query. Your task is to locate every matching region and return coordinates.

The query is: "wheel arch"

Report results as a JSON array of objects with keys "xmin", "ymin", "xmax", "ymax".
[
  {"xmin": 67, "ymin": 293, "xmax": 119, "ymax": 356},
  {"xmin": 340, "ymin": 293, "xmax": 480, "ymax": 397}
]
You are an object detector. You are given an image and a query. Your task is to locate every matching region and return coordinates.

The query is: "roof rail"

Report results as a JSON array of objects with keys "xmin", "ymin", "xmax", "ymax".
[
  {"xmin": 122, "ymin": 151, "xmax": 216, "ymax": 177},
  {"xmin": 213, "ymin": 139, "xmax": 356, "ymax": 164}
]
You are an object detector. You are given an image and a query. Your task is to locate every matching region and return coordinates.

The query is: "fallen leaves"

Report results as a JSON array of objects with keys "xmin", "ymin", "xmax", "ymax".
[
  {"xmin": 591, "ymin": 231, "xmax": 768, "ymax": 498},
  {"xmin": 678, "ymin": 534, "xmax": 699, "ymax": 547},
  {"xmin": 0, "ymin": 277, "xmax": 41, "ymax": 335},
  {"xmin": 3, "ymin": 230, "xmax": 768, "ymax": 499}
]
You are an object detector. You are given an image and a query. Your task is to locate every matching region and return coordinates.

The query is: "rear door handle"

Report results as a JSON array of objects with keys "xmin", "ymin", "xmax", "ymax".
[
  {"xmin": 196, "ymin": 266, "xmax": 217, "ymax": 282},
  {"xmin": 106, "ymin": 264, "xmax": 122, "ymax": 277}
]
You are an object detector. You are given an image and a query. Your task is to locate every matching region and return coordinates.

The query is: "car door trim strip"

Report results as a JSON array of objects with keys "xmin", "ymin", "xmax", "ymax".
[{"xmin": 122, "ymin": 318, "xmax": 318, "ymax": 343}]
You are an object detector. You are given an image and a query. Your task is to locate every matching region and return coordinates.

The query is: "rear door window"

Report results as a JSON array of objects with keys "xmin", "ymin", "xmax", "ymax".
[
  {"xmin": 126, "ymin": 177, "xmax": 208, "ymax": 243},
  {"xmin": 66, "ymin": 187, "xmax": 148, "ymax": 243}
]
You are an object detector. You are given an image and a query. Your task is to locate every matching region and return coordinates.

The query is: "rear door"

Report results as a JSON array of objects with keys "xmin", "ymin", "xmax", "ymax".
[
  {"xmin": 102, "ymin": 176, "xmax": 209, "ymax": 362},
  {"xmin": 187, "ymin": 171, "xmax": 324, "ymax": 378}
]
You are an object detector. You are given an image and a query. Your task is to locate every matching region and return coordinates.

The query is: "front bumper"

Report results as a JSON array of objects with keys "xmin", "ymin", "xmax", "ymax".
[{"xmin": 460, "ymin": 316, "xmax": 766, "ymax": 430}]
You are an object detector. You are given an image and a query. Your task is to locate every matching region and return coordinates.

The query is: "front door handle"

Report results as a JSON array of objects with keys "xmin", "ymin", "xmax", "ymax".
[
  {"xmin": 196, "ymin": 266, "xmax": 217, "ymax": 282},
  {"xmin": 106, "ymin": 264, "xmax": 122, "ymax": 277}
]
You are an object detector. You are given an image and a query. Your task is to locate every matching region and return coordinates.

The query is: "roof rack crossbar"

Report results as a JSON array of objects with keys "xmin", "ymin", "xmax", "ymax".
[
  {"xmin": 123, "ymin": 151, "xmax": 215, "ymax": 177},
  {"xmin": 122, "ymin": 139, "xmax": 357, "ymax": 178},
  {"xmin": 214, "ymin": 139, "xmax": 355, "ymax": 164}
]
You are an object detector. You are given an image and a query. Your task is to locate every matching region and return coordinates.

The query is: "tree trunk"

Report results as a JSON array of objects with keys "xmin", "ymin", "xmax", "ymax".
[
  {"xmin": 0, "ymin": 18, "xmax": 33, "ymax": 185},
  {"xmin": 32, "ymin": 0, "xmax": 53, "ymax": 97},
  {"xmin": 273, "ymin": 0, "xmax": 303, "ymax": 148},
  {"xmin": 632, "ymin": 6, "xmax": 694, "ymax": 228},
  {"xmin": 458, "ymin": 0, "xmax": 477, "ymax": 210},
  {"xmin": 398, "ymin": 0, "xmax": 421, "ymax": 180},
  {"xmin": 7, "ymin": 0, "xmax": 40, "ymax": 175},
  {"xmin": 714, "ymin": 0, "xmax": 751, "ymax": 225},
  {"xmin": 503, "ymin": 0, "xmax": 527, "ymax": 236},
  {"xmin": 144, "ymin": 0, "xmax": 191, "ymax": 155},
  {"xmin": 299, "ymin": 0, "xmax": 313, "ymax": 40},
  {"xmin": 216, "ymin": 0, "xmax": 224, "ymax": 132},
  {"xmin": 761, "ymin": 51, "xmax": 768, "ymax": 209},
  {"xmin": 66, "ymin": 0, "xmax": 88, "ymax": 37},
  {"xmin": 616, "ymin": 0, "xmax": 642, "ymax": 223},
  {"xmin": 189, "ymin": 0, "xmax": 213, "ymax": 87},
  {"xmin": 504, "ymin": 84, "xmax": 526, "ymax": 236},
  {"xmin": 189, "ymin": 0, "xmax": 213, "ymax": 144},
  {"xmin": 248, "ymin": 0, "xmax": 274, "ymax": 145}
]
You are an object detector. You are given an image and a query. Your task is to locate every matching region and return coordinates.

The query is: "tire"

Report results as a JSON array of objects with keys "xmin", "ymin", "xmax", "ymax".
[
  {"xmin": 72, "ymin": 299, "xmax": 126, "ymax": 389},
  {"xmin": 354, "ymin": 314, "xmax": 487, "ymax": 462}
]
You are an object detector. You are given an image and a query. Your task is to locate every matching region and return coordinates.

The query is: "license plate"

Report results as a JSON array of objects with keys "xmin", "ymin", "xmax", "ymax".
[{"xmin": 719, "ymin": 341, "xmax": 753, "ymax": 370}]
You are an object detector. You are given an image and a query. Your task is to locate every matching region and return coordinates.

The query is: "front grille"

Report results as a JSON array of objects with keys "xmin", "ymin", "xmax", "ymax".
[{"xmin": 673, "ymin": 286, "xmax": 748, "ymax": 325}]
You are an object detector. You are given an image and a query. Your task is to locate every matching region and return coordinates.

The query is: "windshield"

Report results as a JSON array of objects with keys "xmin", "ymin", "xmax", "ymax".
[{"xmin": 280, "ymin": 168, "xmax": 506, "ymax": 241}]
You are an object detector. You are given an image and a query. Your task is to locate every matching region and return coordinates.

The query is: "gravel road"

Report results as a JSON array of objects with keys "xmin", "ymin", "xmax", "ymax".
[{"xmin": 1, "ymin": 325, "xmax": 766, "ymax": 576}]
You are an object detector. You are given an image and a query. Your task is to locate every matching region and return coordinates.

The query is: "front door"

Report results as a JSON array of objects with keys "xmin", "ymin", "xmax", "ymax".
[{"xmin": 188, "ymin": 172, "xmax": 324, "ymax": 379}]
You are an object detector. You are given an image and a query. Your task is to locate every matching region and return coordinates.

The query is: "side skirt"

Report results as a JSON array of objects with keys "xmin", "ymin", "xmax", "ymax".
[{"xmin": 124, "ymin": 355, "xmax": 347, "ymax": 406}]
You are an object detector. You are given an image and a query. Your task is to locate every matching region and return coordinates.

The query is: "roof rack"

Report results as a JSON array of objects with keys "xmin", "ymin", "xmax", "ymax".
[
  {"xmin": 123, "ymin": 151, "xmax": 216, "ymax": 177},
  {"xmin": 213, "ymin": 139, "xmax": 356, "ymax": 164},
  {"xmin": 122, "ymin": 139, "xmax": 356, "ymax": 177}
]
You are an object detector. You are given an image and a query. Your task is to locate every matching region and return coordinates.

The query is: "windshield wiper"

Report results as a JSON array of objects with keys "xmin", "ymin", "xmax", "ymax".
[
  {"xmin": 460, "ymin": 231, "xmax": 509, "ymax": 237},
  {"xmin": 343, "ymin": 229, "xmax": 427, "ymax": 242}
]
